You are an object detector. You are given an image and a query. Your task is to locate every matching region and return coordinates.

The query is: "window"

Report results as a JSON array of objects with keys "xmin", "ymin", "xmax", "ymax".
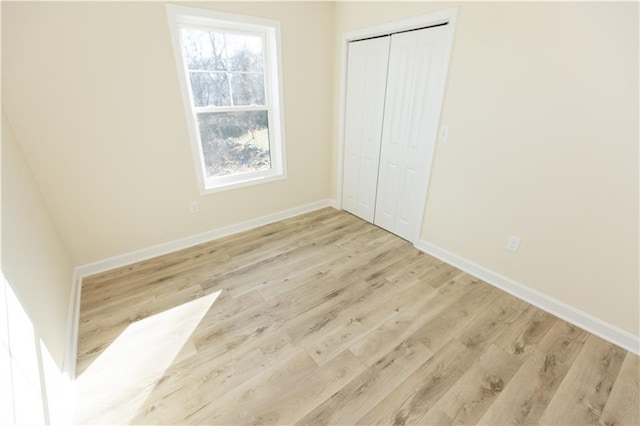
[{"xmin": 167, "ymin": 5, "xmax": 286, "ymax": 193}]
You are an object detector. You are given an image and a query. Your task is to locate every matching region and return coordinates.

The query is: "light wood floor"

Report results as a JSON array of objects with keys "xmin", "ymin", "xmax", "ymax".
[{"xmin": 75, "ymin": 208, "xmax": 639, "ymax": 425}]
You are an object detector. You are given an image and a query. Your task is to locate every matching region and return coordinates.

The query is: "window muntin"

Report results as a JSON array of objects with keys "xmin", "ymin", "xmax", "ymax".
[{"xmin": 168, "ymin": 6, "xmax": 286, "ymax": 193}]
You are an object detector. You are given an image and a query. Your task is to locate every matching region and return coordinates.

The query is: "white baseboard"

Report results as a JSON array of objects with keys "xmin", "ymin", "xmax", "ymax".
[
  {"xmin": 60, "ymin": 271, "xmax": 81, "ymax": 423},
  {"xmin": 62, "ymin": 271, "xmax": 82, "ymax": 381},
  {"xmin": 414, "ymin": 239, "xmax": 640, "ymax": 355},
  {"xmin": 76, "ymin": 199, "xmax": 337, "ymax": 278},
  {"xmin": 62, "ymin": 199, "xmax": 338, "ymax": 380}
]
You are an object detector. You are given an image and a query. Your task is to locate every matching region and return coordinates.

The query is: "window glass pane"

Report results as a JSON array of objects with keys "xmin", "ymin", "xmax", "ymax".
[
  {"xmin": 172, "ymin": 16, "xmax": 283, "ymax": 190},
  {"xmin": 223, "ymin": 33, "xmax": 264, "ymax": 72},
  {"xmin": 230, "ymin": 73, "xmax": 265, "ymax": 106},
  {"xmin": 197, "ymin": 111, "xmax": 271, "ymax": 177},
  {"xmin": 189, "ymin": 72, "xmax": 230, "ymax": 107},
  {"xmin": 181, "ymin": 28, "xmax": 226, "ymax": 70}
]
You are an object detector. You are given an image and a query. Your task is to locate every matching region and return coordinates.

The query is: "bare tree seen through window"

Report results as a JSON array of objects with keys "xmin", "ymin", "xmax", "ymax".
[{"xmin": 181, "ymin": 29, "xmax": 270, "ymax": 177}]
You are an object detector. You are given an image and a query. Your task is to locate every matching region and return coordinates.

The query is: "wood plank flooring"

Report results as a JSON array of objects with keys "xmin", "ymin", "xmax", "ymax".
[{"xmin": 74, "ymin": 208, "xmax": 639, "ymax": 425}]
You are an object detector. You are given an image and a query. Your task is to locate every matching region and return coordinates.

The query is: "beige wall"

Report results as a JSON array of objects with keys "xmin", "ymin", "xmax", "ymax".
[
  {"xmin": 2, "ymin": 1, "xmax": 638, "ymax": 340},
  {"xmin": 335, "ymin": 2, "xmax": 639, "ymax": 335},
  {"xmin": 1, "ymin": 114, "xmax": 74, "ymax": 368},
  {"xmin": 2, "ymin": 1, "xmax": 335, "ymax": 265}
]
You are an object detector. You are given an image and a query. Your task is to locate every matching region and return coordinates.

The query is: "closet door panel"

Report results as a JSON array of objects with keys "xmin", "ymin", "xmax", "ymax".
[
  {"xmin": 341, "ymin": 37, "xmax": 390, "ymax": 222},
  {"xmin": 374, "ymin": 25, "xmax": 448, "ymax": 241},
  {"xmin": 373, "ymin": 38, "xmax": 416, "ymax": 233}
]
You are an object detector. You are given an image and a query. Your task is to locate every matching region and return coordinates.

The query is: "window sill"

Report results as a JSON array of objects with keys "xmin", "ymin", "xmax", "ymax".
[{"xmin": 199, "ymin": 171, "xmax": 286, "ymax": 195}]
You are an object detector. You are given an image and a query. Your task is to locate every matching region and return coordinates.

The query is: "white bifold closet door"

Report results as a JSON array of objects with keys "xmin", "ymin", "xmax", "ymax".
[
  {"xmin": 341, "ymin": 36, "xmax": 390, "ymax": 223},
  {"xmin": 342, "ymin": 24, "xmax": 449, "ymax": 242},
  {"xmin": 373, "ymin": 25, "xmax": 449, "ymax": 241}
]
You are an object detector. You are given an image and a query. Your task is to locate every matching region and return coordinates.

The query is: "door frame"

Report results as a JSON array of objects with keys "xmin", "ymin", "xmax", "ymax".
[{"xmin": 336, "ymin": 7, "xmax": 458, "ymax": 244}]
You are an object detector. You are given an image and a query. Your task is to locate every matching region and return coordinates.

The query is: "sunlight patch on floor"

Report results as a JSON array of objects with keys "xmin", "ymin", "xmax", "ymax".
[{"xmin": 74, "ymin": 290, "xmax": 221, "ymax": 424}]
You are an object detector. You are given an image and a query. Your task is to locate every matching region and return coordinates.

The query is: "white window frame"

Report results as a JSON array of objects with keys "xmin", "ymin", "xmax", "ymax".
[{"xmin": 166, "ymin": 4, "xmax": 287, "ymax": 194}]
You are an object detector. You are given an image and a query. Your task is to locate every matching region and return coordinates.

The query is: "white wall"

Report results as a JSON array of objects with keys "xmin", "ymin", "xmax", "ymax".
[
  {"xmin": 334, "ymin": 2, "xmax": 639, "ymax": 336},
  {"xmin": 2, "ymin": 1, "xmax": 335, "ymax": 265}
]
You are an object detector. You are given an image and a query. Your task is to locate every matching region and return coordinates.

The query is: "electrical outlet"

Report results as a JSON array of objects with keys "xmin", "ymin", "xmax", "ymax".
[
  {"xmin": 189, "ymin": 201, "xmax": 199, "ymax": 213},
  {"xmin": 505, "ymin": 235, "xmax": 521, "ymax": 253}
]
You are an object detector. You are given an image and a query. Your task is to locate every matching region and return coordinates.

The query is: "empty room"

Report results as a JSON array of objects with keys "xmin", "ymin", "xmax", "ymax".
[{"xmin": 1, "ymin": 1, "xmax": 638, "ymax": 425}]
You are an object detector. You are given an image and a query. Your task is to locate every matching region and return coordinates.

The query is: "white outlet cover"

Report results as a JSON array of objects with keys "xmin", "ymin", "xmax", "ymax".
[
  {"xmin": 189, "ymin": 201, "xmax": 199, "ymax": 213},
  {"xmin": 505, "ymin": 235, "xmax": 521, "ymax": 253}
]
